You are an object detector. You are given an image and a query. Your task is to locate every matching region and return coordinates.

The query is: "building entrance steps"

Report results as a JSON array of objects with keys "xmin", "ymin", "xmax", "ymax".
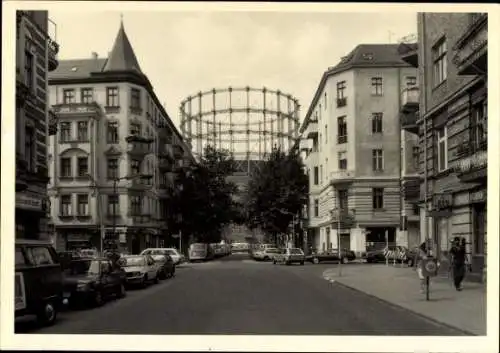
[{"xmin": 322, "ymin": 264, "xmax": 486, "ymax": 335}]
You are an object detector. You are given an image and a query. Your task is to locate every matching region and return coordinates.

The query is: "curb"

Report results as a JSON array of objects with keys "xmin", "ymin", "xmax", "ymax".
[{"xmin": 324, "ymin": 275, "xmax": 477, "ymax": 336}]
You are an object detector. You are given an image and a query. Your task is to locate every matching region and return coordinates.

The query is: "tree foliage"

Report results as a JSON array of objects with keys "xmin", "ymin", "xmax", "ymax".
[
  {"xmin": 169, "ymin": 145, "xmax": 242, "ymax": 244},
  {"xmin": 245, "ymin": 146, "xmax": 309, "ymax": 242}
]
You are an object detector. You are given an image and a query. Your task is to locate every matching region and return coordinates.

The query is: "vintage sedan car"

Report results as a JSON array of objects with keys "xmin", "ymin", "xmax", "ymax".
[
  {"xmin": 141, "ymin": 248, "xmax": 185, "ymax": 265},
  {"xmin": 307, "ymin": 249, "xmax": 356, "ymax": 264},
  {"xmin": 364, "ymin": 246, "xmax": 417, "ymax": 266},
  {"xmin": 253, "ymin": 247, "xmax": 280, "ymax": 261},
  {"xmin": 151, "ymin": 254, "xmax": 176, "ymax": 279},
  {"xmin": 121, "ymin": 255, "xmax": 159, "ymax": 287},
  {"xmin": 15, "ymin": 239, "xmax": 64, "ymax": 326},
  {"xmin": 62, "ymin": 258, "xmax": 126, "ymax": 307},
  {"xmin": 273, "ymin": 248, "xmax": 305, "ymax": 265}
]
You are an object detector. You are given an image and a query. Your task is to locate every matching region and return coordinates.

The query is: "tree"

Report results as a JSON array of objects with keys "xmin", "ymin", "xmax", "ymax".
[
  {"xmin": 171, "ymin": 145, "xmax": 241, "ymax": 244},
  {"xmin": 245, "ymin": 146, "xmax": 309, "ymax": 245}
]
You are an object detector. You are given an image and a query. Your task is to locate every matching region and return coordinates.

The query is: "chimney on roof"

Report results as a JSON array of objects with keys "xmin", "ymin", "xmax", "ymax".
[{"xmin": 92, "ymin": 52, "xmax": 98, "ymax": 59}]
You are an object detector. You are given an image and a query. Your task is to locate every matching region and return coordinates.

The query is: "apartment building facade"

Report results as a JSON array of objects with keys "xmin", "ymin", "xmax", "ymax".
[
  {"xmin": 15, "ymin": 10, "xmax": 59, "ymax": 240},
  {"xmin": 300, "ymin": 44, "xmax": 418, "ymax": 255},
  {"xmin": 47, "ymin": 21, "xmax": 193, "ymax": 253},
  {"xmin": 400, "ymin": 13, "xmax": 487, "ymax": 282}
]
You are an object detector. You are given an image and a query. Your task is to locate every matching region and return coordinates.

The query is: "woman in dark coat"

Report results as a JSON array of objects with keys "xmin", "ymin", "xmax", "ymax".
[{"xmin": 450, "ymin": 237, "xmax": 466, "ymax": 291}]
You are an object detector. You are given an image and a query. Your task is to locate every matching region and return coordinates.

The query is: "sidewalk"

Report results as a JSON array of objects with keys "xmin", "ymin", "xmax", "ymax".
[{"xmin": 323, "ymin": 264, "xmax": 486, "ymax": 335}]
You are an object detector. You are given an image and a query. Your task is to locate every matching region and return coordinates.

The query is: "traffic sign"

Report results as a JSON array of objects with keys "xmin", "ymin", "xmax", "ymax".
[{"xmin": 422, "ymin": 258, "xmax": 438, "ymax": 277}]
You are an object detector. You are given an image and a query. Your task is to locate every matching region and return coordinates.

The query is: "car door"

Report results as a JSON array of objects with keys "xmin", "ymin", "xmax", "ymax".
[{"xmin": 145, "ymin": 256, "xmax": 156, "ymax": 278}]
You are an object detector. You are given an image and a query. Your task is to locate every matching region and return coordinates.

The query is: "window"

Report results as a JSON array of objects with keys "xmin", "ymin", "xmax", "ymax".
[
  {"xmin": 437, "ymin": 126, "xmax": 448, "ymax": 172},
  {"xmin": 29, "ymin": 247, "xmax": 54, "ymax": 265},
  {"xmin": 372, "ymin": 113, "xmax": 383, "ymax": 133},
  {"xmin": 412, "ymin": 146, "xmax": 420, "ymax": 170},
  {"xmin": 472, "ymin": 101, "xmax": 487, "ymax": 149},
  {"xmin": 81, "ymin": 88, "xmax": 94, "ymax": 103},
  {"xmin": 406, "ymin": 76, "xmax": 417, "ymax": 87},
  {"xmin": 338, "ymin": 151, "xmax": 347, "ymax": 170},
  {"xmin": 324, "ymin": 92, "xmax": 327, "ymax": 108},
  {"xmin": 432, "ymin": 38, "xmax": 447, "ymax": 86},
  {"xmin": 25, "ymin": 125, "xmax": 35, "ymax": 171},
  {"xmin": 320, "ymin": 165, "xmax": 323, "ymax": 184},
  {"xmin": 337, "ymin": 116, "xmax": 347, "ymax": 144},
  {"xmin": 313, "ymin": 166, "xmax": 319, "ymax": 185},
  {"xmin": 24, "ymin": 50, "xmax": 34, "ymax": 89},
  {"xmin": 107, "ymin": 158, "xmax": 119, "ymax": 180},
  {"xmin": 130, "ymin": 123, "xmax": 141, "ymax": 136},
  {"xmin": 106, "ymin": 87, "xmax": 119, "ymax": 107},
  {"xmin": 371, "ymin": 77, "xmax": 383, "ymax": 96},
  {"xmin": 372, "ymin": 149, "xmax": 384, "ymax": 171},
  {"xmin": 338, "ymin": 189, "xmax": 348, "ymax": 210},
  {"xmin": 60, "ymin": 157, "xmax": 72, "ymax": 177},
  {"xmin": 130, "ymin": 88, "xmax": 141, "ymax": 109},
  {"xmin": 336, "ymin": 81, "xmax": 346, "ymax": 99},
  {"xmin": 77, "ymin": 157, "xmax": 88, "ymax": 177},
  {"xmin": 107, "ymin": 121, "xmax": 119, "ymax": 143},
  {"xmin": 107, "ymin": 195, "xmax": 119, "ymax": 215},
  {"xmin": 63, "ymin": 89, "xmax": 75, "ymax": 104},
  {"xmin": 60, "ymin": 122, "xmax": 71, "ymax": 142},
  {"xmin": 131, "ymin": 159, "xmax": 141, "ymax": 175},
  {"xmin": 130, "ymin": 196, "xmax": 141, "ymax": 215},
  {"xmin": 325, "ymin": 125, "xmax": 328, "ymax": 143},
  {"xmin": 314, "ymin": 199, "xmax": 319, "ymax": 217},
  {"xmin": 372, "ymin": 188, "xmax": 384, "ymax": 209},
  {"xmin": 77, "ymin": 121, "xmax": 88, "ymax": 141},
  {"xmin": 60, "ymin": 195, "xmax": 72, "ymax": 216},
  {"xmin": 77, "ymin": 194, "xmax": 89, "ymax": 216}
]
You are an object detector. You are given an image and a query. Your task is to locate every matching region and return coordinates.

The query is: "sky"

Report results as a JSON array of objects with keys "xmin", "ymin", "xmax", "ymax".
[{"xmin": 47, "ymin": 9, "xmax": 418, "ymax": 130}]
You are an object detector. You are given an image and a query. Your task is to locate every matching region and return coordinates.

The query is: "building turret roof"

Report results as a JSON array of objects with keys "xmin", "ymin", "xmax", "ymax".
[{"xmin": 102, "ymin": 20, "xmax": 143, "ymax": 74}]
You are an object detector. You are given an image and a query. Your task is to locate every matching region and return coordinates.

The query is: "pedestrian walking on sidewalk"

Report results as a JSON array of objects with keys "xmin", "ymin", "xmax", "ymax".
[
  {"xmin": 450, "ymin": 237, "xmax": 466, "ymax": 291},
  {"xmin": 413, "ymin": 242, "xmax": 428, "ymax": 294}
]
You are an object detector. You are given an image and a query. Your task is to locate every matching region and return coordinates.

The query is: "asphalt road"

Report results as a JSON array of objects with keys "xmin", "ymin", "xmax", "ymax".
[{"xmin": 16, "ymin": 253, "xmax": 466, "ymax": 335}]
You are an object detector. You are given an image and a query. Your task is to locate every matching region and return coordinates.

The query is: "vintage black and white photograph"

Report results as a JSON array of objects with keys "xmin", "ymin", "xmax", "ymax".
[{"xmin": 1, "ymin": 1, "xmax": 498, "ymax": 352}]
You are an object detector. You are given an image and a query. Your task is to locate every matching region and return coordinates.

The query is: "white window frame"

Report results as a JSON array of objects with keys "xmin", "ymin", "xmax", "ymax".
[
  {"xmin": 437, "ymin": 126, "xmax": 448, "ymax": 172},
  {"xmin": 371, "ymin": 77, "xmax": 383, "ymax": 96},
  {"xmin": 338, "ymin": 151, "xmax": 347, "ymax": 170},
  {"xmin": 314, "ymin": 199, "xmax": 319, "ymax": 217},
  {"xmin": 432, "ymin": 38, "xmax": 447, "ymax": 87},
  {"xmin": 60, "ymin": 194, "xmax": 73, "ymax": 216},
  {"xmin": 77, "ymin": 194, "xmax": 89, "ymax": 216},
  {"xmin": 371, "ymin": 112, "xmax": 383, "ymax": 134},
  {"xmin": 372, "ymin": 149, "xmax": 384, "ymax": 171}
]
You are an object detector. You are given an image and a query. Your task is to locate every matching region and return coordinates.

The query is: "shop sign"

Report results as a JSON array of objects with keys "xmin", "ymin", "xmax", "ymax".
[
  {"xmin": 470, "ymin": 190, "xmax": 487, "ymax": 203},
  {"xmin": 67, "ymin": 234, "xmax": 90, "ymax": 242},
  {"xmin": 16, "ymin": 194, "xmax": 43, "ymax": 211},
  {"xmin": 119, "ymin": 233, "xmax": 126, "ymax": 243}
]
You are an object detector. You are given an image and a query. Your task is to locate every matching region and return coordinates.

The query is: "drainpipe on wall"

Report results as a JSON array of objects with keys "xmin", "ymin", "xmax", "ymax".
[{"xmin": 398, "ymin": 67, "xmax": 404, "ymax": 247}]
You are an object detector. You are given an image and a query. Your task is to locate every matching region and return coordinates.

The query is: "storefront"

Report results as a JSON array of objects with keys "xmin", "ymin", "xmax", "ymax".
[
  {"xmin": 15, "ymin": 193, "xmax": 46, "ymax": 240},
  {"xmin": 470, "ymin": 189, "xmax": 487, "ymax": 281}
]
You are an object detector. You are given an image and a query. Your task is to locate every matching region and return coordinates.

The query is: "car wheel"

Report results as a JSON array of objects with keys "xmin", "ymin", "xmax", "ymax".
[
  {"xmin": 117, "ymin": 283, "xmax": 126, "ymax": 298},
  {"xmin": 312, "ymin": 257, "xmax": 320, "ymax": 264},
  {"xmin": 94, "ymin": 290, "xmax": 104, "ymax": 306},
  {"xmin": 37, "ymin": 300, "xmax": 58, "ymax": 326},
  {"xmin": 263, "ymin": 256, "xmax": 269, "ymax": 261},
  {"xmin": 142, "ymin": 275, "xmax": 148, "ymax": 288},
  {"xmin": 272, "ymin": 260, "xmax": 276, "ymax": 265},
  {"xmin": 154, "ymin": 273, "xmax": 159, "ymax": 284},
  {"xmin": 342, "ymin": 257, "xmax": 349, "ymax": 264},
  {"xmin": 300, "ymin": 261, "xmax": 305, "ymax": 266},
  {"xmin": 285, "ymin": 261, "xmax": 291, "ymax": 266}
]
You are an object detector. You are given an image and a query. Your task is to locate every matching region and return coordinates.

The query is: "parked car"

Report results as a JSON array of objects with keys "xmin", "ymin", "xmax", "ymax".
[
  {"xmin": 58, "ymin": 250, "xmax": 84, "ymax": 270},
  {"xmin": 307, "ymin": 249, "xmax": 356, "ymax": 264},
  {"xmin": 188, "ymin": 243, "xmax": 214, "ymax": 262},
  {"xmin": 273, "ymin": 248, "xmax": 305, "ymax": 265},
  {"xmin": 141, "ymin": 248, "xmax": 185, "ymax": 265},
  {"xmin": 15, "ymin": 239, "xmax": 64, "ymax": 326},
  {"xmin": 253, "ymin": 247, "xmax": 280, "ymax": 261},
  {"xmin": 121, "ymin": 255, "xmax": 159, "ymax": 287},
  {"xmin": 151, "ymin": 254, "xmax": 176, "ymax": 279},
  {"xmin": 79, "ymin": 248, "xmax": 99, "ymax": 259},
  {"xmin": 62, "ymin": 258, "xmax": 126, "ymax": 307}
]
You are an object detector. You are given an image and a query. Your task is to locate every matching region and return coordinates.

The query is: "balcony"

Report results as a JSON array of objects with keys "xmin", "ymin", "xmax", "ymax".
[
  {"xmin": 126, "ymin": 135, "xmax": 153, "ymax": 157},
  {"xmin": 158, "ymin": 127, "xmax": 173, "ymax": 142},
  {"xmin": 158, "ymin": 143, "xmax": 174, "ymax": 160},
  {"xmin": 305, "ymin": 120, "xmax": 318, "ymax": 139},
  {"xmin": 16, "ymin": 153, "xmax": 29, "ymax": 192},
  {"xmin": 128, "ymin": 175, "xmax": 153, "ymax": 190},
  {"xmin": 48, "ymin": 38, "xmax": 59, "ymax": 71},
  {"xmin": 397, "ymin": 34, "xmax": 418, "ymax": 68},
  {"xmin": 401, "ymin": 176, "xmax": 420, "ymax": 199},
  {"xmin": 336, "ymin": 97, "xmax": 347, "ymax": 108},
  {"xmin": 401, "ymin": 87, "xmax": 419, "ymax": 112},
  {"xmin": 453, "ymin": 13, "xmax": 487, "ymax": 76},
  {"xmin": 329, "ymin": 208, "xmax": 356, "ymax": 228},
  {"xmin": 48, "ymin": 109, "xmax": 58, "ymax": 135},
  {"xmin": 430, "ymin": 193, "xmax": 453, "ymax": 217},
  {"xmin": 52, "ymin": 102, "xmax": 100, "ymax": 117},
  {"xmin": 453, "ymin": 141, "xmax": 487, "ymax": 183},
  {"xmin": 299, "ymin": 138, "xmax": 312, "ymax": 152},
  {"xmin": 400, "ymin": 110, "xmax": 419, "ymax": 135},
  {"xmin": 329, "ymin": 170, "xmax": 354, "ymax": 185}
]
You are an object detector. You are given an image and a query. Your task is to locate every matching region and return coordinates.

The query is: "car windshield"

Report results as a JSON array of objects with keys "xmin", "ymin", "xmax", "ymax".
[
  {"xmin": 151, "ymin": 255, "xmax": 166, "ymax": 262},
  {"xmin": 67, "ymin": 260, "xmax": 100, "ymax": 275},
  {"xmin": 289, "ymin": 248, "xmax": 303, "ymax": 254},
  {"xmin": 123, "ymin": 256, "xmax": 145, "ymax": 267}
]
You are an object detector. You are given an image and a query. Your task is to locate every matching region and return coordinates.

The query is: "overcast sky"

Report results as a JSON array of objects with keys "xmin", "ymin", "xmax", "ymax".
[{"xmin": 48, "ymin": 9, "xmax": 418, "ymax": 129}]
